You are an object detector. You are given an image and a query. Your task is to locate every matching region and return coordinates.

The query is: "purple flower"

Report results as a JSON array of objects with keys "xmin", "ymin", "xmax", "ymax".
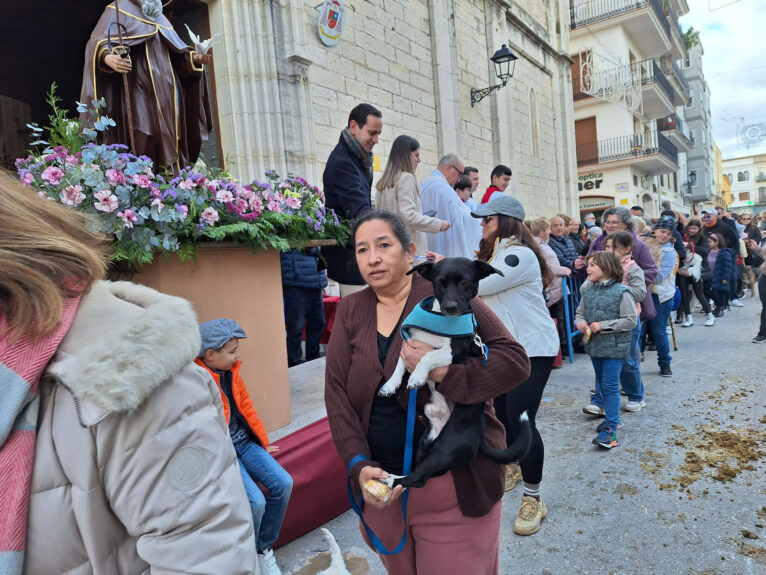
[{"xmin": 175, "ymin": 204, "xmax": 189, "ymax": 220}]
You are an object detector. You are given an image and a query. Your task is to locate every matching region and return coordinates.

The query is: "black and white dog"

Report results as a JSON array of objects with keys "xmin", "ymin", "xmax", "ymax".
[{"xmin": 378, "ymin": 257, "xmax": 531, "ymax": 489}]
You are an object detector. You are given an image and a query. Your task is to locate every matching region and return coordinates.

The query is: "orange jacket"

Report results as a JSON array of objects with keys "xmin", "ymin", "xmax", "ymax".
[{"xmin": 195, "ymin": 359, "xmax": 269, "ymax": 448}]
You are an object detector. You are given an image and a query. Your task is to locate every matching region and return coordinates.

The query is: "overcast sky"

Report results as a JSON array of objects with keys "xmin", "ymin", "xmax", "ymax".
[{"xmin": 680, "ymin": 0, "xmax": 766, "ymax": 160}]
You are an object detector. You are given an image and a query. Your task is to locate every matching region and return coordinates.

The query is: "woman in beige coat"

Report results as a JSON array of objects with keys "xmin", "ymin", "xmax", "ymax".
[
  {"xmin": 374, "ymin": 135, "xmax": 449, "ymax": 256},
  {"xmin": 0, "ymin": 172, "xmax": 258, "ymax": 575}
]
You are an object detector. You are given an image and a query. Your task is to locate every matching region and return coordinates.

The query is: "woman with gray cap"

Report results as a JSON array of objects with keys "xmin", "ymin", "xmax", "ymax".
[{"xmin": 471, "ymin": 196, "xmax": 559, "ymax": 537}]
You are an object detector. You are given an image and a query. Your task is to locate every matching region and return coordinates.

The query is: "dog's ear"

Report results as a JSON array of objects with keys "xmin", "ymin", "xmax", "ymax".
[
  {"xmin": 407, "ymin": 261, "xmax": 435, "ymax": 279},
  {"xmin": 473, "ymin": 260, "xmax": 504, "ymax": 279}
]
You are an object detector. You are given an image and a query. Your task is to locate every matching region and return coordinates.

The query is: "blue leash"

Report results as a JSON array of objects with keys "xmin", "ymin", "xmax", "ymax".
[{"xmin": 346, "ymin": 388, "xmax": 418, "ymax": 555}]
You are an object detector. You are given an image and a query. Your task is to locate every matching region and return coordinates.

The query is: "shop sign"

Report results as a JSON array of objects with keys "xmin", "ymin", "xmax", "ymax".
[
  {"xmin": 579, "ymin": 196, "xmax": 614, "ymax": 211},
  {"xmin": 318, "ymin": 0, "xmax": 345, "ymax": 46},
  {"xmin": 578, "ymin": 172, "xmax": 603, "ymax": 191}
]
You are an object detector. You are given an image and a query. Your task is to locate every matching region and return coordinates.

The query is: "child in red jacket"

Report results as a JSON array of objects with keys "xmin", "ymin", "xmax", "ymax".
[{"xmin": 197, "ymin": 318, "xmax": 292, "ymax": 575}]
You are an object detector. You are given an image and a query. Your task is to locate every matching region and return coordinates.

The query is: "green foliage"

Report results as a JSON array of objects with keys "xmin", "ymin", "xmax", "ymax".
[{"xmin": 683, "ymin": 27, "xmax": 700, "ymax": 50}]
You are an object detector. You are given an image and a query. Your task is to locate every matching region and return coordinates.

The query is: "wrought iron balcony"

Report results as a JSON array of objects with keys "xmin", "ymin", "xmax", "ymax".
[
  {"xmin": 570, "ymin": 0, "xmax": 670, "ymax": 37},
  {"xmin": 756, "ymin": 174, "xmax": 766, "ymax": 183},
  {"xmin": 657, "ymin": 114, "xmax": 692, "ymax": 151},
  {"xmin": 572, "ymin": 58, "xmax": 673, "ymax": 109},
  {"xmin": 576, "ymin": 131, "xmax": 678, "ymax": 172}
]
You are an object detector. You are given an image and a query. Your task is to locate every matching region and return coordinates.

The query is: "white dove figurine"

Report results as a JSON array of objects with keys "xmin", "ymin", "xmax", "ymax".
[{"xmin": 184, "ymin": 24, "xmax": 217, "ymax": 54}]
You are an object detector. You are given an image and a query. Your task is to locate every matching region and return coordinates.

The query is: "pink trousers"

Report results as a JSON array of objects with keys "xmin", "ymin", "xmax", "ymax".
[{"xmin": 359, "ymin": 473, "xmax": 502, "ymax": 575}]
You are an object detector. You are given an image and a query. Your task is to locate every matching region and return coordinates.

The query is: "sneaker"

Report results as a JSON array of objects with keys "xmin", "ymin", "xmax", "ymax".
[
  {"xmin": 597, "ymin": 420, "xmax": 623, "ymax": 432},
  {"xmin": 582, "ymin": 404, "xmax": 605, "ymax": 416},
  {"xmin": 660, "ymin": 365, "xmax": 673, "ymax": 377},
  {"xmin": 665, "ymin": 325, "xmax": 672, "ymax": 335},
  {"xmin": 624, "ymin": 399, "xmax": 647, "ymax": 412},
  {"xmin": 513, "ymin": 495, "xmax": 548, "ymax": 535},
  {"xmin": 682, "ymin": 315, "xmax": 694, "ymax": 327},
  {"xmin": 704, "ymin": 313, "xmax": 716, "ymax": 327},
  {"xmin": 592, "ymin": 429, "xmax": 619, "ymax": 449},
  {"xmin": 730, "ymin": 298, "xmax": 744, "ymax": 307},
  {"xmin": 258, "ymin": 549, "xmax": 283, "ymax": 575},
  {"xmin": 674, "ymin": 314, "xmax": 685, "ymax": 324},
  {"xmin": 640, "ymin": 352, "xmax": 645, "ymax": 362},
  {"xmin": 753, "ymin": 335, "xmax": 766, "ymax": 344},
  {"xmin": 713, "ymin": 307, "xmax": 724, "ymax": 318},
  {"xmin": 505, "ymin": 463, "xmax": 522, "ymax": 492}
]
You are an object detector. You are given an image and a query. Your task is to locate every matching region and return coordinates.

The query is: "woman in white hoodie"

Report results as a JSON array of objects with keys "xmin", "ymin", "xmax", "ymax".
[{"xmin": 471, "ymin": 196, "xmax": 559, "ymax": 537}]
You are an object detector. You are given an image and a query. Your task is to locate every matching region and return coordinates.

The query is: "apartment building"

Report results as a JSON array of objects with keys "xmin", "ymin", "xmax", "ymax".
[
  {"xmin": 682, "ymin": 40, "xmax": 715, "ymax": 209},
  {"xmin": 569, "ymin": 0, "xmax": 690, "ymax": 218},
  {"xmin": 723, "ymin": 153, "xmax": 766, "ymax": 214},
  {"xmin": 712, "ymin": 141, "xmax": 731, "ymax": 209}
]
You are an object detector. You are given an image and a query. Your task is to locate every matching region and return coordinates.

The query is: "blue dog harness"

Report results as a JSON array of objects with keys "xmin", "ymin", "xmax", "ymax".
[{"xmin": 400, "ymin": 296, "xmax": 488, "ymax": 364}]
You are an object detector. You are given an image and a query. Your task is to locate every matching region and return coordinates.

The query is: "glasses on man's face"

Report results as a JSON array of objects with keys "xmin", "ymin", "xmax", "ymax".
[
  {"xmin": 450, "ymin": 164, "xmax": 464, "ymax": 175},
  {"xmin": 702, "ymin": 214, "xmax": 714, "ymax": 219}
]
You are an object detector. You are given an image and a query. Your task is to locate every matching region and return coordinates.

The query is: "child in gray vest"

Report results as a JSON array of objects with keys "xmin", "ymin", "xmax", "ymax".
[{"xmin": 575, "ymin": 251, "xmax": 638, "ymax": 448}]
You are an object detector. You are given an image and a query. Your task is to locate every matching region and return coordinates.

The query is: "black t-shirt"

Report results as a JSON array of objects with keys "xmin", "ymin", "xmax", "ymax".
[{"xmin": 367, "ymin": 330, "xmax": 426, "ymax": 475}]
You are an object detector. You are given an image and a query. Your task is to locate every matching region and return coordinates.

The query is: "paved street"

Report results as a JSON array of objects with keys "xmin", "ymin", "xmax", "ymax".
[{"xmin": 276, "ymin": 297, "xmax": 766, "ymax": 575}]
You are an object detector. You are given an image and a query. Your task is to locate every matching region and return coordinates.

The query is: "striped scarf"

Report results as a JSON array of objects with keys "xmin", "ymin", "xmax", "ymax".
[
  {"xmin": 341, "ymin": 127, "xmax": 374, "ymax": 182},
  {"xmin": 0, "ymin": 299, "xmax": 79, "ymax": 574}
]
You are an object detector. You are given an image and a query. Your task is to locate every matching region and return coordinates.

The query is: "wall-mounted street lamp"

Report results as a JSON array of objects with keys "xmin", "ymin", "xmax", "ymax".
[{"xmin": 470, "ymin": 44, "xmax": 519, "ymax": 107}]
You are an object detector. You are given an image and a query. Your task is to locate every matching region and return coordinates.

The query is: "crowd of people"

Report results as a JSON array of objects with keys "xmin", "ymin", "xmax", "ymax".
[
  {"xmin": 3, "ymin": 99, "xmax": 765, "ymax": 575},
  {"xmin": 314, "ymin": 103, "xmax": 766, "ymax": 574}
]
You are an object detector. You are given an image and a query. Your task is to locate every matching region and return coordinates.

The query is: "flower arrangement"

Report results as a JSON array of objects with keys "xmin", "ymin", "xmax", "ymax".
[{"xmin": 16, "ymin": 88, "xmax": 348, "ymax": 265}]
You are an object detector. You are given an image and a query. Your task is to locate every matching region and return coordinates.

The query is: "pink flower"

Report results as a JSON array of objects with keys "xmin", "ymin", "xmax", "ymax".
[
  {"xmin": 201, "ymin": 207, "xmax": 219, "ymax": 225},
  {"xmin": 61, "ymin": 184, "xmax": 85, "ymax": 206},
  {"xmin": 41, "ymin": 166, "xmax": 65, "ymax": 186},
  {"xmin": 21, "ymin": 172, "xmax": 35, "ymax": 186},
  {"xmin": 106, "ymin": 168, "xmax": 126, "ymax": 186},
  {"xmin": 267, "ymin": 199, "xmax": 283, "ymax": 213},
  {"xmin": 150, "ymin": 187, "xmax": 162, "ymax": 198},
  {"xmin": 132, "ymin": 173, "xmax": 152, "ymax": 188},
  {"xmin": 93, "ymin": 189, "xmax": 119, "ymax": 213},
  {"xmin": 179, "ymin": 179, "xmax": 195, "ymax": 190},
  {"xmin": 249, "ymin": 196, "xmax": 263, "ymax": 212},
  {"xmin": 144, "ymin": 168, "xmax": 155, "ymax": 178},
  {"xmin": 215, "ymin": 190, "xmax": 234, "ymax": 203},
  {"xmin": 117, "ymin": 209, "xmax": 138, "ymax": 229},
  {"xmin": 64, "ymin": 155, "xmax": 79, "ymax": 166},
  {"xmin": 151, "ymin": 198, "xmax": 165, "ymax": 212},
  {"xmin": 285, "ymin": 196, "xmax": 301, "ymax": 210}
]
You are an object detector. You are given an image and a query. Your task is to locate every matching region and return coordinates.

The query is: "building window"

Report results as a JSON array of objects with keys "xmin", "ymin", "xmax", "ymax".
[
  {"xmin": 633, "ymin": 174, "xmax": 638, "ymax": 186},
  {"xmin": 702, "ymin": 130, "xmax": 706, "ymax": 145},
  {"xmin": 682, "ymin": 54, "xmax": 691, "ymax": 69},
  {"xmin": 758, "ymin": 187, "xmax": 766, "ymax": 202},
  {"xmin": 686, "ymin": 89, "xmax": 693, "ymax": 108},
  {"xmin": 738, "ymin": 172, "xmax": 744, "ymax": 182},
  {"xmin": 739, "ymin": 192, "xmax": 750, "ymax": 202},
  {"xmin": 690, "ymin": 169, "xmax": 697, "ymax": 187},
  {"xmin": 689, "ymin": 129, "xmax": 696, "ymax": 146},
  {"xmin": 727, "ymin": 173, "xmax": 733, "ymax": 182},
  {"xmin": 744, "ymin": 171, "xmax": 750, "ymax": 181}
]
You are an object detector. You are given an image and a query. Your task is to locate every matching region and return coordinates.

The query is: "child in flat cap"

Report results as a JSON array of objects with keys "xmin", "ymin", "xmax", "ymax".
[{"xmin": 195, "ymin": 318, "xmax": 292, "ymax": 575}]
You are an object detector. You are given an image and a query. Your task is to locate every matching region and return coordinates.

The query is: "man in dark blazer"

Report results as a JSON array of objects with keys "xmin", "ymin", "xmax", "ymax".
[{"xmin": 322, "ymin": 103, "xmax": 383, "ymax": 295}]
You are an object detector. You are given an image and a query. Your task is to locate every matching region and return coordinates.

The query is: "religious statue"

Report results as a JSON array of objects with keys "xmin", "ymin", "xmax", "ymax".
[{"xmin": 81, "ymin": 0, "xmax": 213, "ymax": 171}]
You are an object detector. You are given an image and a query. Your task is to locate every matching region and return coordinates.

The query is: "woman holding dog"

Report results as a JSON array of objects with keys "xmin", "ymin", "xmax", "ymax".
[
  {"xmin": 325, "ymin": 210, "xmax": 530, "ymax": 575},
  {"xmin": 471, "ymin": 196, "xmax": 559, "ymax": 537}
]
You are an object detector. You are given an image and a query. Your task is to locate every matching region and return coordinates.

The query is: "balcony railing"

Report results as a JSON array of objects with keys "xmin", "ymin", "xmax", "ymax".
[
  {"xmin": 576, "ymin": 131, "xmax": 678, "ymax": 167},
  {"xmin": 638, "ymin": 59, "xmax": 674, "ymax": 103},
  {"xmin": 756, "ymin": 174, "xmax": 766, "ymax": 182},
  {"xmin": 573, "ymin": 58, "xmax": 673, "ymax": 104},
  {"xmin": 669, "ymin": 59, "xmax": 690, "ymax": 94},
  {"xmin": 570, "ymin": 0, "xmax": 670, "ymax": 37},
  {"xmin": 657, "ymin": 113, "xmax": 687, "ymax": 135}
]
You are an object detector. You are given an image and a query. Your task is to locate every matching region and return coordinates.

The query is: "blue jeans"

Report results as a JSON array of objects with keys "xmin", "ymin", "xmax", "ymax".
[
  {"xmin": 235, "ymin": 439, "xmax": 293, "ymax": 551},
  {"xmin": 647, "ymin": 294, "xmax": 672, "ymax": 367},
  {"xmin": 620, "ymin": 318, "xmax": 644, "ymax": 402},
  {"xmin": 283, "ymin": 286, "xmax": 325, "ymax": 366},
  {"xmin": 590, "ymin": 357, "xmax": 623, "ymax": 432}
]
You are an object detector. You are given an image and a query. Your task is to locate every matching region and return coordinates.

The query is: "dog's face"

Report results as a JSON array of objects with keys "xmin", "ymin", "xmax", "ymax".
[{"xmin": 409, "ymin": 257, "xmax": 503, "ymax": 316}]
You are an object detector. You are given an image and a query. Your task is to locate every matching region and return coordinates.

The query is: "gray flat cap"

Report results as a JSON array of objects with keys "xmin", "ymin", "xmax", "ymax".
[
  {"xmin": 199, "ymin": 318, "xmax": 247, "ymax": 356},
  {"xmin": 471, "ymin": 195, "xmax": 525, "ymax": 221}
]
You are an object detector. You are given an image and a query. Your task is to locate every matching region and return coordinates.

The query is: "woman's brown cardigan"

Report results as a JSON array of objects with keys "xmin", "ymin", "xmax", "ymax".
[{"xmin": 324, "ymin": 273, "xmax": 530, "ymax": 517}]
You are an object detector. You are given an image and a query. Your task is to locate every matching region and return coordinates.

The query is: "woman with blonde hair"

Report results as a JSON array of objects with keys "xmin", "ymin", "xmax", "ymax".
[
  {"xmin": 527, "ymin": 217, "xmax": 571, "ymax": 307},
  {"xmin": 375, "ymin": 135, "xmax": 449, "ymax": 255},
  {"xmin": 0, "ymin": 172, "xmax": 257, "ymax": 574}
]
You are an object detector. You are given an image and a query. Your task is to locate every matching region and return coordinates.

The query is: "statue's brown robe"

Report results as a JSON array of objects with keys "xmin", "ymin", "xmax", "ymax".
[{"xmin": 81, "ymin": 0, "xmax": 212, "ymax": 171}]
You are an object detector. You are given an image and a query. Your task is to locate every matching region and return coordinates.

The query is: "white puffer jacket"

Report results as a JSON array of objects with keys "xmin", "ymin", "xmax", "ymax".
[
  {"xmin": 25, "ymin": 281, "xmax": 258, "ymax": 575},
  {"xmin": 478, "ymin": 238, "xmax": 560, "ymax": 358}
]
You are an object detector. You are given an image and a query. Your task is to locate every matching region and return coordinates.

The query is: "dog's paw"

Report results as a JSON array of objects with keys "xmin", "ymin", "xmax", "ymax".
[
  {"xmin": 406, "ymin": 375, "xmax": 426, "ymax": 389},
  {"xmin": 378, "ymin": 381, "xmax": 399, "ymax": 396}
]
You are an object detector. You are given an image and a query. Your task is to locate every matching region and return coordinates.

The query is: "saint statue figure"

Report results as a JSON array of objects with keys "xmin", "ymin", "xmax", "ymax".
[{"xmin": 81, "ymin": 0, "xmax": 213, "ymax": 171}]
